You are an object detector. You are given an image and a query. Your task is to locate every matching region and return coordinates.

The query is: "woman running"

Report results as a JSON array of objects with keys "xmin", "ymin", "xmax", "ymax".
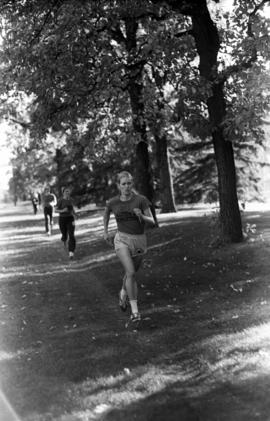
[
  {"xmin": 103, "ymin": 171, "xmax": 155, "ymax": 326},
  {"xmin": 55, "ymin": 187, "xmax": 76, "ymax": 260}
]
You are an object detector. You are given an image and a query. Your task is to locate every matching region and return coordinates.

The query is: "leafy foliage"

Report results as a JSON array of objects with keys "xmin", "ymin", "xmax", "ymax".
[{"xmin": 0, "ymin": 0, "xmax": 270, "ymax": 215}]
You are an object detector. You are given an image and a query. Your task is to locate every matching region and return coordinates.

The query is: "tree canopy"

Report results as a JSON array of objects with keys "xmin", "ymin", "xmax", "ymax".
[{"xmin": 1, "ymin": 0, "xmax": 270, "ymax": 241}]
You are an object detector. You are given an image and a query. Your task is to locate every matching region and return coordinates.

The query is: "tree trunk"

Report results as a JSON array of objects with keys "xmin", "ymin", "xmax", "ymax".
[
  {"xmin": 152, "ymin": 70, "xmax": 176, "ymax": 213},
  {"xmin": 55, "ymin": 148, "xmax": 63, "ymax": 197},
  {"xmin": 125, "ymin": 17, "xmax": 158, "ymax": 224},
  {"xmin": 155, "ymin": 133, "xmax": 176, "ymax": 213},
  {"xmin": 207, "ymin": 84, "xmax": 243, "ymax": 241},
  {"xmin": 191, "ymin": 4, "xmax": 243, "ymax": 242},
  {"xmin": 150, "ymin": 0, "xmax": 243, "ymax": 241},
  {"xmin": 127, "ymin": 77, "xmax": 152, "ymax": 198},
  {"xmin": 212, "ymin": 129, "xmax": 243, "ymax": 242}
]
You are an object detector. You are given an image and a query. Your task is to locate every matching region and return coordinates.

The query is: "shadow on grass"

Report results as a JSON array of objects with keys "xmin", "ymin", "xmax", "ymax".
[
  {"xmin": 102, "ymin": 374, "xmax": 270, "ymax": 421},
  {"xmin": 1, "ymin": 206, "xmax": 270, "ymax": 420}
]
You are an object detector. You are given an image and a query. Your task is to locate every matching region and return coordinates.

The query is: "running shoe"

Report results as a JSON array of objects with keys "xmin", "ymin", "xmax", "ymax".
[
  {"xmin": 69, "ymin": 251, "xmax": 74, "ymax": 259},
  {"xmin": 130, "ymin": 312, "xmax": 141, "ymax": 323},
  {"xmin": 119, "ymin": 291, "xmax": 128, "ymax": 312}
]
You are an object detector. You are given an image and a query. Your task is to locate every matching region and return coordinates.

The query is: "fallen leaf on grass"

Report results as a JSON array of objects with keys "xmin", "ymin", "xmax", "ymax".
[
  {"xmin": 230, "ymin": 284, "xmax": 243, "ymax": 292},
  {"xmin": 94, "ymin": 404, "xmax": 111, "ymax": 414},
  {"xmin": 143, "ymin": 259, "xmax": 152, "ymax": 268},
  {"xmin": 230, "ymin": 279, "xmax": 255, "ymax": 292},
  {"xmin": 202, "ymin": 262, "xmax": 216, "ymax": 268}
]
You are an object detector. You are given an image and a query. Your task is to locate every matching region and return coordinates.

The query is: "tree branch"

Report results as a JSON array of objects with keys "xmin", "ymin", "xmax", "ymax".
[
  {"xmin": 149, "ymin": 0, "xmax": 200, "ymax": 16},
  {"xmin": 220, "ymin": 0, "xmax": 269, "ymax": 82},
  {"xmin": 30, "ymin": 0, "xmax": 62, "ymax": 45},
  {"xmin": 8, "ymin": 117, "xmax": 31, "ymax": 129},
  {"xmin": 175, "ymin": 28, "xmax": 193, "ymax": 38},
  {"xmin": 109, "ymin": 23, "xmax": 127, "ymax": 45}
]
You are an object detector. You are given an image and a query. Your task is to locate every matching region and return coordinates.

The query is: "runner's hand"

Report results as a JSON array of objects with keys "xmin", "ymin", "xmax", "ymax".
[
  {"xmin": 104, "ymin": 233, "xmax": 114, "ymax": 247},
  {"xmin": 133, "ymin": 208, "xmax": 143, "ymax": 221}
]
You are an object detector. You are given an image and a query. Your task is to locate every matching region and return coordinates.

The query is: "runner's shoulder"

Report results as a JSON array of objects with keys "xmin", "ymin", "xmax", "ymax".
[
  {"xmin": 106, "ymin": 195, "xmax": 120, "ymax": 208},
  {"xmin": 134, "ymin": 194, "xmax": 151, "ymax": 207}
]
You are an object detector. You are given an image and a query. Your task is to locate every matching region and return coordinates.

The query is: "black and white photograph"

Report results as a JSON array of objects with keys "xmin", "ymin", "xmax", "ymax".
[{"xmin": 1, "ymin": 0, "xmax": 270, "ymax": 420}]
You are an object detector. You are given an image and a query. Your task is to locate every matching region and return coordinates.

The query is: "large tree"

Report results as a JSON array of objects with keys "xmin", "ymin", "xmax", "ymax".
[
  {"xmin": 0, "ymin": 1, "xmax": 157, "ymax": 205},
  {"xmin": 0, "ymin": 0, "xmax": 181, "ymax": 217},
  {"xmin": 149, "ymin": 0, "xmax": 270, "ymax": 242}
]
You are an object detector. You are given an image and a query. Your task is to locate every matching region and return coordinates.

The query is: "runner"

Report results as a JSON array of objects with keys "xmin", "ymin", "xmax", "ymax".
[
  {"xmin": 55, "ymin": 187, "xmax": 76, "ymax": 260},
  {"xmin": 42, "ymin": 186, "xmax": 57, "ymax": 236},
  {"xmin": 103, "ymin": 171, "xmax": 155, "ymax": 327},
  {"xmin": 31, "ymin": 193, "xmax": 39, "ymax": 215}
]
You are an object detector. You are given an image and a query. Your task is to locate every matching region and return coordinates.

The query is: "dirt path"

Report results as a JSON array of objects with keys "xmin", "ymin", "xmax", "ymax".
[{"xmin": 1, "ymin": 202, "xmax": 270, "ymax": 421}]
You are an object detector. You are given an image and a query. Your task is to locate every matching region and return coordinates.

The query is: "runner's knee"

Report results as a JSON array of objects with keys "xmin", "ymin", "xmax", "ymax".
[{"xmin": 125, "ymin": 268, "xmax": 136, "ymax": 278}]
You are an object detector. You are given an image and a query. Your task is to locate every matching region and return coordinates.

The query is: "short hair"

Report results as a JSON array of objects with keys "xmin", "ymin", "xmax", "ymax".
[
  {"xmin": 62, "ymin": 186, "xmax": 70, "ymax": 194},
  {"xmin": 117, "ymin": 171, "xmax": 133, "ymax": 184}
]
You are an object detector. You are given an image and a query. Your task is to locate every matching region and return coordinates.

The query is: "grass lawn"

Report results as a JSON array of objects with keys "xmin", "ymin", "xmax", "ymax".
[{"xmin": 1, "ymin": 202, "xmax": 270, "ymax": 421}]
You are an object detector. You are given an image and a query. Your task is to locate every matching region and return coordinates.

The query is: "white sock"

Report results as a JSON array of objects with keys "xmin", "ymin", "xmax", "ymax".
[{"xmin": 130, "ymin": 300, "xmax": 138, "ymax": 314}]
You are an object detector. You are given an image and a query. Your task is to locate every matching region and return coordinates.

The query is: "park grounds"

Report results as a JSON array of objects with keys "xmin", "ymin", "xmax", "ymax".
[{"xmin": 1, "ymin": 201, "xmax": 270, "ymax": 420}]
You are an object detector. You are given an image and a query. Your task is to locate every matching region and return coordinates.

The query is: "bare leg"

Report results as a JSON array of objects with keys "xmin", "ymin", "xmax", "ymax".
[
  {"xmin": 121, "ymin": 255, "xmax": 143, "ymax": 291},
  {"xmin": 116, "ymin": 247, "xmax": 137, "ymax": 300},
  {"xmin": 122, "ymin": 274, "xmax": 127, "ymax": 291}
]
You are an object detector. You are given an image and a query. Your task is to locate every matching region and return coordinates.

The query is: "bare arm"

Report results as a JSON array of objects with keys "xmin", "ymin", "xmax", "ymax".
[
  {"xmin": 55, "ymin": 207, "xmax": 68, "ymax": 214},
  {"xmin": 103, "ymin": 206, "xmax": 111, "ymax": 241},
  {"xmin": 51, "ymin": 195, "xmax": 57, "ymax": 207},
  {"xmin": 133, "ymin": 207, "xmax": 155, "ymax": 227}
]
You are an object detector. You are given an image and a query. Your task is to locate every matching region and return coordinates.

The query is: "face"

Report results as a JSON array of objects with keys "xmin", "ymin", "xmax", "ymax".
[
  {"xmin": 118, "ymin": 176, "xmax": 133, "ymax": 196},
  {"xmin": 63, "ymin": 188, "xmax": 70, "ymax": 199}
]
